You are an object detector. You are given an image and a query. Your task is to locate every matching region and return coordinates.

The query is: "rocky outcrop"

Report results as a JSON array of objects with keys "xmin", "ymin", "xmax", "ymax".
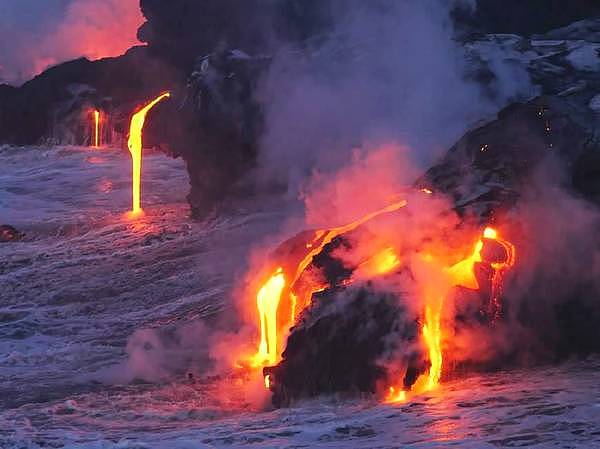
[
  {"xmin": 419, "ymin": 95, "xmax": 595, "ymax": 218},
  {"xmin": 434, "ymin": 18, "xmax": 600, "ymax": 213},
  {"xmin": 0, "ymin": 47, "xmax": 183, "ymax": 146},
  {"xmin": 165, "ymin": 51, "xmax": 271, "ymax": 218},
  {"xmin": 264, "ymin": 286, "xmax": 423, "ymax": 407}
]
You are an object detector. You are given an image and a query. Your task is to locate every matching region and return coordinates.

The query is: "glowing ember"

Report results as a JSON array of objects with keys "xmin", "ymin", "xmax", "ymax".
[
  {"xmin": 386, "ymin": 386, "xmax": 406, "ymax": 403},
  {"xmin": 483, "ymin": 227, "xmax": 497, "ymax": 239},
  {"xmin": 127, "ymin": 92, "xmax": 170, "ymax": 214}
]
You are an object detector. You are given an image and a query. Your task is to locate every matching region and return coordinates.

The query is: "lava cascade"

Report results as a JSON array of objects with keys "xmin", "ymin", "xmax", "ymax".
[
  {"xmin": 127, "ymin": 92, "xmax": 170, "ymax": 214},
  {"xmin": 251, "ymin": 199, "xmax": 407, "ymax": 367},
  {"xmin": 93, "ymin": 110, "xmax": 101, "ymax": 148},
  {"xmin": 247, "ymin": 194, "xmax": 516, "ymax": 403}
]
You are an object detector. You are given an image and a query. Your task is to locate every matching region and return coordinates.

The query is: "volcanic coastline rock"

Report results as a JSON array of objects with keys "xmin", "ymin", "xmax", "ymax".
[
  {"xmin": 419, "ymin": 95, "xmax": 596, "ymax": 218},
  {"xmin": 264, "ymin": 284, "xmax": 423, "ymax": 408},
  {"xmin": 0, "ymin": 47, "xmax": 183, "ymax": 146},
  {"xmin": 171, "ymin": 51, "xmax": 270, "ymax": 218}
]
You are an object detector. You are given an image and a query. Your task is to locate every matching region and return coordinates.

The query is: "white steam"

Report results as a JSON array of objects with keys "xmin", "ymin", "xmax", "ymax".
[{"xmin": 258, "ymin": 0, "xmax": 532, "ymax": 193}]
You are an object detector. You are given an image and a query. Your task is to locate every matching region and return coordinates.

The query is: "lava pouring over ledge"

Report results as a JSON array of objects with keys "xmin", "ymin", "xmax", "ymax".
[
  {"xmin": 246, "ymin": 191, "xmax": 516, "ymax": 405},
  {"xmin": 388, "ymin": 226, "xmax": 516, "ymax": 402},
  {"xmin": 127, "ymin": 92, "xmax": 171, "ymax": 215},
  {"xmin": 93, "ymin": 110, "xmax": 101, "ymax": 148},
  {"xmin": 251, "ymin": 199, "xmax": 408, "ymax": 367}
]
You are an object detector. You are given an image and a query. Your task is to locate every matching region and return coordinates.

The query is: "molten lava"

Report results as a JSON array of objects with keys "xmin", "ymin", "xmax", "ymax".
[
  {"xmin": 249, "ymin": 190, "xmax": 516, "ymax": 404},
  {"xmin": 93, "ymin": 110, "xmax": 101, "ymax": 148},
  {"xmin": 254, "ymin": 268, "xmax": 286, "ymax": 366},
  {"xmin": 387, "ymin": 226, "xmax": 516, "ymax": 403},
  {"xmin": 127, "ymin": 92, "xmax": 170, "ymax": 214},
  {"xmin": 251, "ymin": 199, "xmax": 408, "ymax": 367}
]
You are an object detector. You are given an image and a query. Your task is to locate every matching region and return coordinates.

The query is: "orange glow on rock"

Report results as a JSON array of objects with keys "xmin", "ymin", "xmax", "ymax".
[
  {"xmin": 357, "ymin": 247, "xmax": 401, "ymax": 278},
  {"xmin": 387, "ymin": 226, "xmax": 516, "ymax": 400},
  {"xmin": 483, "ymin": 227, "xmax": 497, "ymax": 239},
  {"xmin": 386, "ymin": 386, "xmax": 407, "ymax": 403},
  {"xmin": 127, "ymin": 92, "xmax": 170, "ymax": 214},
  {"xmin": 252, "ymin": 200, "xmax": 408, "ymax": 371}
]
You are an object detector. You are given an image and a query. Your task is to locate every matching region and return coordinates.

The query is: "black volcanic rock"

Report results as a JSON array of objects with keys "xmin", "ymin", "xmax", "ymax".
[
  {"xmin": 264, "ymin": 285, "xmax": 423, "ymax": 407},
  {"xmin": 420, "ymin": 95, "xmax": 594, "ymax": 218},
  {"xmin": 0, "ymin": 47, "xmax": 183, "ymax": 146},
  {"xmin": 164, "ymin": 50, "xmax": 270, "ymax": 218},
  {"xmin": 138, "ymin": 0, "xmax": 276, "ymax": 70}
]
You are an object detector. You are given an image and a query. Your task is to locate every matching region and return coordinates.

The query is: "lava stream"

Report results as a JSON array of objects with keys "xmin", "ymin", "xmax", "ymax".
[
  {"xmin": 252, "ymin": 199, "xmax": 408, "ymax": 367},
  {"xmin": 388, "ymin": 226, "xmax": 516, "ymax": 402},
  {"xmin": 93, "ymin": 110, "xmax": 100, "ymax": 148},
  {"xmin": 127, "ymin": 92, "xmax": 170, "ymax": 214}
]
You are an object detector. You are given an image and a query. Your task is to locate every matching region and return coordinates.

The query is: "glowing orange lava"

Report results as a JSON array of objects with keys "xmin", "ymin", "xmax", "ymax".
[
  {"xmin": 127, "ymin": 92, "xmax": 170, "ymax": 214},
  {"xmin": 249, "ymin": 195, "xmax": 516, "ymax": 402},
  {"xmin": 253, "ymin": 267, "xmax": 286, "ymax": 366},
  {"xmin": 251, "ymin": 200, "xmax": 408, "ymax": 368},
  {"xmin": 93, "ymin": 110, "xmax": 100, "ymax": 148},
  {"xmin": 387, "ymin": 226, "xmax": 516, "ymax": 403},
  {"xmin": 356, "ymin": 247, "xmax": 401, "ymax": 278}
]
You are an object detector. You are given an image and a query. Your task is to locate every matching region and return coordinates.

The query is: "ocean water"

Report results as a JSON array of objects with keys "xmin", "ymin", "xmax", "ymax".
[{"xmin": 0, "ymin": 146, "xmax": 599, "ymax": 448}]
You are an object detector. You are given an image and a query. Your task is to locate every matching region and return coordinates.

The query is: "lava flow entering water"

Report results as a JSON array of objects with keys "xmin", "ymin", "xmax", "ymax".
[
  {"xmin": 387, "ymin": 226, "xmax": 516, "ymax": 402},
  {"xmin": 251, "ymin": 199, "xmax": 408, "ymax": 367},
  {"xmin": 247, "ymin": 191, "xmax": 516, "ymax": 403},
  {"xmin": 93, "ymin": 110, "xmax": 101, "ymax": 148},
  {"xmin": 127, "ymin": 93, "xmax": 170, "ymax": 215}
]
